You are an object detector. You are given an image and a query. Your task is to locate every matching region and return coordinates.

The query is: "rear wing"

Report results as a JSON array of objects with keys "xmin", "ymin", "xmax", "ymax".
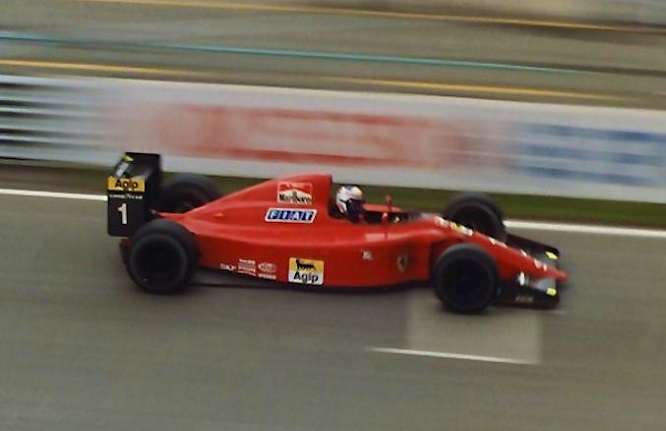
[{"xmin": 107, "ymin": 152, "xmax": 162, "ymax": 237}]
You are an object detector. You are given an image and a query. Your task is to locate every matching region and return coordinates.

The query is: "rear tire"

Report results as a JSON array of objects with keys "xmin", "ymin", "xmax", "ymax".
[
  {"xmin": 432, "ymin": 243, "xmax": 499, "ymax": 314},
  {"xmin": 127, "ymin": 219, "xmax": 198, "ymax": 294},
  {"xmin": 158, "ymin": 174, "xmax": 221, "ymax": 213},
  {"xmin": 443, "ymin": 193, "xmax": 506, "ymax": 240}
]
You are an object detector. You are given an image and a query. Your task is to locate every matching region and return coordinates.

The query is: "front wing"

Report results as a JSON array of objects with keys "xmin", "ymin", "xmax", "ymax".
[{"xmin": 495, "ymin": 233, "xmax": 566, "ymax": 309}]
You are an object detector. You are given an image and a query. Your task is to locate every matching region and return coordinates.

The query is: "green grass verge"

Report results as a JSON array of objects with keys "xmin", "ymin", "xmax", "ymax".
[
  {"xmin": 179, "ymin": 173, "xmax": 666, "ymax": 229},
  {"xmin": 4, "ymin": 162, "xmax": 665, "ymax": 229}
]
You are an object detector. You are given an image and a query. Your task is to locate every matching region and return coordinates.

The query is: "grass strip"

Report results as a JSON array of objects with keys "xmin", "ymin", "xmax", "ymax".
[{"xmin": 3, "ymin": 161, "xmax": 665, "ymax": 229}]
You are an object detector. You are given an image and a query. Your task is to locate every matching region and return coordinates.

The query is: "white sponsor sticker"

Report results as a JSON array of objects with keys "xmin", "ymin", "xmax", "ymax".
[
  {"xmin": 220, "ymin": 263, "xmax": 237, "ymax": 272},
  {"xmin": 238, "ymin": 259, "xmax": 256, "ymax": 276},
  {"xmin": 258, "ymin": 262, "xmax": 277, "ymax": 273},
  {"xmin": 265, "ymin": 208, "xmax": 317, "ymax": 223}
]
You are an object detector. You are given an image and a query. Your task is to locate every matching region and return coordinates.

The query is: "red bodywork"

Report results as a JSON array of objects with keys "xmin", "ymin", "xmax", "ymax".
[{"xmin": 158, "ymin": 173, "xmax": 566, "ymax": 288}]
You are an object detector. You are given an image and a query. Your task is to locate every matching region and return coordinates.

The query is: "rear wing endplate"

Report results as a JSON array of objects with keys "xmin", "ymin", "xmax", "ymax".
[{"xmin": 107, "ymin": 152, "xmax": 161, "ymax": 237}]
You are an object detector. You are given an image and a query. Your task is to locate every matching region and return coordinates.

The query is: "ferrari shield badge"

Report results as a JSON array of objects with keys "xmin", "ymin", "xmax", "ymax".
[{"xmin": 397, "ymin": 254, "xmax": 409, "ymax": 273}]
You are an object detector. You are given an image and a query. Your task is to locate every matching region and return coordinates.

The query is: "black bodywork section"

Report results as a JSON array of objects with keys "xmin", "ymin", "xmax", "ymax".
[
  {"xmin": 496, "ymin": 233, "xmax": 564, "ymax": 309},
  {"xmin": 107, "ymin": 152, "xmax": 161, "ymax": 237}
]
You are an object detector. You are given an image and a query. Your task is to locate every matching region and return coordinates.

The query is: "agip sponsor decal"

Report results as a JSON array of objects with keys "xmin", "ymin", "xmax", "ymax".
[
  {"xmin": 265, "ymin": 208, "xmax": 317, "ymax": 223},
  {"xmin": 277, "ymin": 182, "xmax": 313, "ymax": 205},
  {"xmin": 107, "ymin": 176, "xmax": 145, "ymax": 192},
  {"xmin": 288, "ymin": 258, "xmax": 324, "ymax": 285}
]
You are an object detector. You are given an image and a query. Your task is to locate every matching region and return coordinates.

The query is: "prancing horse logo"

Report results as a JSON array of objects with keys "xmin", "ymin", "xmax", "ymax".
[{"xmin": 397, "ymin": 254, "xmax": 409, "ymax": 273}]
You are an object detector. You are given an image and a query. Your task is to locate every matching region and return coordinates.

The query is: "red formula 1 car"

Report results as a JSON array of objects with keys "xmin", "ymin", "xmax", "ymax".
[{"xmin": 107, "ymin": 153, "xmax": 568, "ymax": 313}]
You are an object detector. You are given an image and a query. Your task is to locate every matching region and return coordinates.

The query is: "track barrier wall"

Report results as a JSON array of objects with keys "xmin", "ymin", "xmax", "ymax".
[{"xmin": 2, "ymin": 74, "xmax": 666, "ymax": 202}]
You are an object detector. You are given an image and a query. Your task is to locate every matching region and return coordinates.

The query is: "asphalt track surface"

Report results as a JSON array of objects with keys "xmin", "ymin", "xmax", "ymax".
[
  {"xmin": 2, "ymin": 0, "xmax": 666, "ymax": 107},
  {"xmin": 2, "ymin": 176, "xmax": 666, "ymax": 430}
]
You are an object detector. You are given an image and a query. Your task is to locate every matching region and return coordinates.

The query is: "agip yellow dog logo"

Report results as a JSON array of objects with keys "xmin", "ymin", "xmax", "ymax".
[{"xmin": 288, "ymin": 258, "xmax": 324, "ymax": 285}]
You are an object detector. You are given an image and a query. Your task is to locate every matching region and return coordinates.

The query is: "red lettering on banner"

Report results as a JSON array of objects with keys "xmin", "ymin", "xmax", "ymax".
[{"xmin": 124, "ymin": 103, "xmax": 483, "ymax": 169}]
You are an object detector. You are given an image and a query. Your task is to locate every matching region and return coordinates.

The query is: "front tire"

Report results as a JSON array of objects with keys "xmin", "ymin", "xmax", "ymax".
[
  {"xmin": 158, "ymin": 173, "xmax": 221, "ymax": 213},
  {"xmin": 432, "ymin": 243, "xmax": 499, "ymax": 314},
  {"xmin": 443, "ymin": 192, "xmax": 506, "ymax": 240},
  {"xmin": 127, "ymin": 219, "xmax": 198, "ymax": 294}
]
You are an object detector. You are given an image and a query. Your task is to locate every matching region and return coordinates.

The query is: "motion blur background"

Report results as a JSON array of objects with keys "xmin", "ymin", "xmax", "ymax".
[
  {"xmin": 4, "ymin": 0, "xmax": 666, "ymax": 201},
  {"xmin": 3, "ymin": 0, "xmax": 666, "ymax": 105},
  {"xmin": 3, "ymin": 1, "xmax": 666, "ymax": 431}
]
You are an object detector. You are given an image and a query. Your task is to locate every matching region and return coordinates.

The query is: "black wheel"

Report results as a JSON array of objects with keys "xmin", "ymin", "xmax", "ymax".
[
  {"xmin": 126, "ymin": 219, "xmax": 198, "ymax": 294},
  {"xmin": 443, "ymin": 192, "xmax": 506, "ymax": 240},
  {"xmin": 432, "ymin": 243, "xmax": 499, "ymax": 314},
  {"xmin": 158, "ymin": 174, "xmax": 221, "ymax": 213}
]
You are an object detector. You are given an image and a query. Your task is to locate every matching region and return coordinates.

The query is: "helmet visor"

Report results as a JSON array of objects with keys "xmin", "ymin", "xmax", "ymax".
[{"xmin": 346, "ymin": 198, "xmax": 365, "ymax": 222}]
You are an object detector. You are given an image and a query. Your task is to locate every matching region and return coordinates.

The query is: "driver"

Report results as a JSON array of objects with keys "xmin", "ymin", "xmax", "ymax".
[{"xmin": 334, "ymin": 185, "xmax": 366, "ymax": 222}]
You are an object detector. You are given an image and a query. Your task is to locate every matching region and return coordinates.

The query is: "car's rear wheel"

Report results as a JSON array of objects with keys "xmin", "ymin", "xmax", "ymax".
[
  {"xmin": 432, "ymin": 243, "xmax": 499, "ymax": 313},
  {"xmin": 127, "ymin": 219, "xmax": 198, "ymax": 294},
  {"xmin": 443, "ymin": 192, "xmax": 506, "ymax": 240},
  {"xmin": 158, "ymin": 173, "xmax": 221, "ymax": 213}
]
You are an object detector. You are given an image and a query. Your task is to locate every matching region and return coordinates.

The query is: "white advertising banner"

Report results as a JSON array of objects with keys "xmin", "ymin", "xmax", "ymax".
[{"xmin": 4, "ymin": 75, "xmax": 666, "ymax": 203}]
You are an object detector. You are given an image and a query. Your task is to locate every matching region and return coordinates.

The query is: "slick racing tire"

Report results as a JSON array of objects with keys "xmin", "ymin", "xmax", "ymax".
[
  {"xmin": 127, "ymin": 219, "xmax": 199, "ymax": 294},
  {"xmin": 158, "ymin": 174, "xmax": 222, "ymax": 213},
  {"xmin": 443, "ymin": 192, "xmax": 506, "ymax": 240},
  {"xmin": 432, "ymin": 243, "xmax": 499, "ymax": 314}
]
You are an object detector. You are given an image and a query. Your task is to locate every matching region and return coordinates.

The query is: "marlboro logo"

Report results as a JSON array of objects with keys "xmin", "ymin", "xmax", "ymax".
[{"xmin": 277, "ymin": 182, "xmax": 313, "ymax": 205}]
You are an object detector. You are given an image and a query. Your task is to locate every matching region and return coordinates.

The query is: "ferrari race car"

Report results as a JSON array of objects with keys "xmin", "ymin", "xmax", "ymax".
[{"xmin": 107, "ymin": 153, "xmax": 568, "ymax": 313}]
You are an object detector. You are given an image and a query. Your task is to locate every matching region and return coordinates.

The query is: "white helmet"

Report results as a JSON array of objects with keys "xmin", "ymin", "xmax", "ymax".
[{"xmin": 336, "ymin": 185, "xmax": 365, "ymax": 221}]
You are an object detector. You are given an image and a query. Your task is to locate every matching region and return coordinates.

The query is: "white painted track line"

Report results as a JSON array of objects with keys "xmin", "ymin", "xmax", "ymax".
[
  {"xmin": 385, "ymin": 289, "xmax": 542, "ymax": 365},
  {"xmin": 367, "ymin": 347, "xmax": 536, "ymax": 365},
  {"xmin": 2, "ymin": 187, "xmax": 666, "ymax": 238},
  {"xmin": 0, "ymin": 188, "xmax": 106, "ymax": 201},
  {"xmin": 505, "ymin": 220, "xmax": 666, "ymax": 238}
]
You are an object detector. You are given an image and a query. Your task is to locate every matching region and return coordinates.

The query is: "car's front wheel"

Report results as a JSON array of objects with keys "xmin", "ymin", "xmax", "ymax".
[
  {"xmin": 126, "ymin": 219, "xmax": 198, "ymax": 294},
  {"xmin": 432, "ymin": 243, "xmax": 499, "ymax": 313}
]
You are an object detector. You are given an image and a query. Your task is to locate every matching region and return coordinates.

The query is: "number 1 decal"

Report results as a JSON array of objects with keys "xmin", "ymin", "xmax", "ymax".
[{"xmin": 118, "ymin": 202, "xmax": 128, "ymax": 225}]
